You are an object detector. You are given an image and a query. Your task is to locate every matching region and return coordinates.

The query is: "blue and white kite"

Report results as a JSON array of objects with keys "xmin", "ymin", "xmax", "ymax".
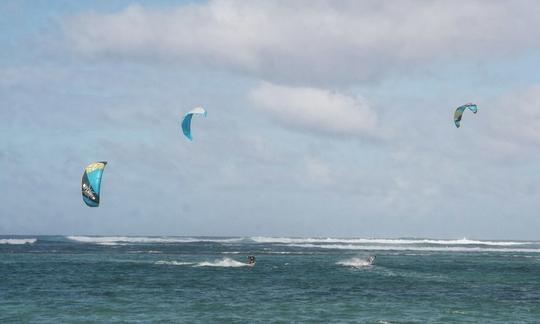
[{"xmin": 181, "ymin": 106, "xmax": 207, "ymax": 140}]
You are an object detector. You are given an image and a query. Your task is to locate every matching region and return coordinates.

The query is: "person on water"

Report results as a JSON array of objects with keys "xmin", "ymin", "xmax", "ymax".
[
  {"xmin": 367, "ymin": 255, "xmax": 376, "ymax": 264},
  {"xmin": 247, "ymin": 255, "xmax": 256, "ymax": 265}
]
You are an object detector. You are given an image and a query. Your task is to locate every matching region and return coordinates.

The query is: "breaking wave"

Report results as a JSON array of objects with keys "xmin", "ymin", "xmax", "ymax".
[
  {"xmin": 63, "ymin": 236, "xmax": 538, "ymax": 252},
  {"xmin": 250, "ymin": 237, "xmax": 532, "ymax": 246},
  {"xmin": 290, "ymin": 244, "xmax": 540, "ymax": 253},
  {"xmin": 0, "ymin": 238, "xmax": 37, "ymax": 245},
  {"xmin": 67, "ymin": 236, "xmax": 243, "ymax": 245}
]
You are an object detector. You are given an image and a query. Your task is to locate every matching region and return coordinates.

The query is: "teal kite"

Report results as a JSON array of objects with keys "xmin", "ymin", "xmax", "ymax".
[
  {"xmin": 81, "ymin": 161, "xmax": 107, "ymax": 207},
  {"xmin": 454, "ymin": 103, "xmax": 478, "ymax": 128},
  {"xmin": 182, "ymin": 107, "xmax": 207, "ymax": 140}
]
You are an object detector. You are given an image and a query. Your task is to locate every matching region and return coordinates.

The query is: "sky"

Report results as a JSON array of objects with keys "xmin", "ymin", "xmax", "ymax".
[{"xmin": 2, "ymin": 0, "xmax": 540, "ymax": 239}]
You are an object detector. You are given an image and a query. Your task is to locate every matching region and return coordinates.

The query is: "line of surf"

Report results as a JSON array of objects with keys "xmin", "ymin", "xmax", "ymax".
[
  {"xmin": 290, "ymin": 244, "xmax": 540, "ymax": 253},
  {"xmin": 0, "ymin": 238, "xmax": 37, "ymax": 245},
  {"xmin": 250, "ymin": 237, "xmax": 533, "ymax": 246},
  {"xmin": 65, "ymin": 236, "xmax": 534, "ymax": 247},
  {"xmin": 67, "ymin": 236, "xmax": 243, "ymax": 245}
]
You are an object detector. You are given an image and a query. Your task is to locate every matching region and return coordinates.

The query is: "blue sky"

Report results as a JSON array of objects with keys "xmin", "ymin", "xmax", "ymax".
[{"xmin": 2, "ymin": 0, "xmax": 540, "ymax": 238}]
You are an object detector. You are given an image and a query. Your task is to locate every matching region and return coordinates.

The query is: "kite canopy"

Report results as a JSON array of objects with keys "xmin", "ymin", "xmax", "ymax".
[
  {"xmin": 81, "ymin": 161, "xmax": 107, "ymax": 207},
  {"xmin": 454, "ymin": 103, "xmax": 478, "ymax": 128},
  {"xmin": 182, "ymin": 106, "xmax": 207, "ymax": 140}
]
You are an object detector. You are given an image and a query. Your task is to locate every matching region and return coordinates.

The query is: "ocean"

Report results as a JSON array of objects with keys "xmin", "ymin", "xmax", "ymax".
[{"xmin": 1, "ymin": 236, "xmax": 540, "ymax": 323}]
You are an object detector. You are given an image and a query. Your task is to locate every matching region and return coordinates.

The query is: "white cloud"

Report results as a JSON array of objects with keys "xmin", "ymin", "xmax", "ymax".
[
  {"xmin": 64, "ymin": 0, "xmax": 540, "ymax": 85},
  {"xmin": 249, "ymin": 82, "xmax": 380, "ymax": 138}
]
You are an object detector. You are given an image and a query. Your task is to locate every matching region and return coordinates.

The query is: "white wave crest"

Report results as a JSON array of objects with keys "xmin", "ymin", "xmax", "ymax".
[
  {"xmin": 250, "ymin": 237, "xmax": 531, "ymax": 246},
  {"xmin": 0, "ymin": 238, "xmax": 37, "ymax": 245},
  {"xmin": 290, "ymin": 244, "xmax": 540, "ymax": 253},
  {"xmin": 337, "ymin": 257, "xmax": 372, "ymax": 268},
  {"xmin": 155, "ymin": 260, "xmax": 194, "ymax": 266},
  {"xmin": 67, "ymin": 236, "xmax": 243, "ymax": 245},
  {"xmin": 195, "ymin": 258, "xmax": 249, "ymax": 267}
]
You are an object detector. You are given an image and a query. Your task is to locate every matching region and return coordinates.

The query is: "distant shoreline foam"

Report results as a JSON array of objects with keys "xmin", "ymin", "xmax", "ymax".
[
  {"xmin": 289, "ymin": 243, "xmax": 540, "ymax": 253},
  {"xmin": 63, "ymin": 236, "xmax": 536, "ymax": 246},
  {"xmin": 57, "ymin": 236, "xmax": 540, "ymax": 253},
  {"xmin": 67, "ymin": 236, "xmax": 243, "ymax": 245},
  {"xmin": 0, "ymin": 238, "xmax": 37, "ymax": 245},
  {"xmin": 250, "ymin": 237, "xmax": 533, "ymax": 246}
]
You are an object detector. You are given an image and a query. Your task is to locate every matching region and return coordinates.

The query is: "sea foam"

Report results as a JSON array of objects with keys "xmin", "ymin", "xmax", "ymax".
[
  {"xmin": 67, "ymin": 236, "xmax": 243, "ymax": 245},
  {"xmin": 195, "ymin": 258, "xmax": 248, "ymax": 267},
  {"xmin": 0, "ymin": 238, "xmax": 36, "ymax": 245},
  {"xmin": 155, "ymin": 261, "xmax": 194, "ymax": 266},
  {"xmin": 289, "ymin": 244, "xmax": 540, "ymax": 253},
  {"xmin": 336, "ymin": 257, "xmax": 372, "ymax": 268},
  {"xmin": 250, "ymin": 237, "xmax": 531, "ymax": 246}
]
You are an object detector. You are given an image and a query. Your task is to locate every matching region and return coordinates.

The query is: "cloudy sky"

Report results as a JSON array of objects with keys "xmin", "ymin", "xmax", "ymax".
[{"xmin": 2, "ymin": 0, "xmax": 540, "ymax": 238}]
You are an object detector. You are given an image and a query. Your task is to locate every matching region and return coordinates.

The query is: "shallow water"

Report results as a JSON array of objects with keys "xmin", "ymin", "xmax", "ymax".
[{"xmin": 2, "ymin": 236, "xmax": 540, "ymax": 323}]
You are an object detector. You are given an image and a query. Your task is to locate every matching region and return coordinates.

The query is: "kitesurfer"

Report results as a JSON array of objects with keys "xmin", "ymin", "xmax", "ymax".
[{"xmin": 247, "ymin": 255, "xmax": 256, "ymax": 266}]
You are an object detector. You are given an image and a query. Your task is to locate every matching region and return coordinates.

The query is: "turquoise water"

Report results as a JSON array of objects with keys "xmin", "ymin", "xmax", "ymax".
[{"xmin": 1, "ymin": 236, "xmax": 540, "ymax": 323}]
